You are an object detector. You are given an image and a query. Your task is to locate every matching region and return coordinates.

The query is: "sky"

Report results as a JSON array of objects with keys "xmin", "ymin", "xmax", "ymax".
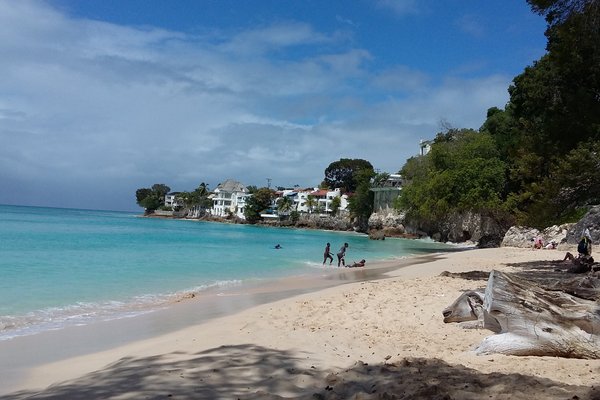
[{"xmin": 0, "ymin": 0, "xmax": 548, "ymax": 212}]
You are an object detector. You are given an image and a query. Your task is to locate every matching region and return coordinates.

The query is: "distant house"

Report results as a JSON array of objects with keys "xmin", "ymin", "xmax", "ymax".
[
  {"xmin": 294, "ymin": 188, "xmax": 347, "ymax": 215},
  {"xmin": 210, "ymin": 179, "xmax": 249, "ymax": 219},
  {"xmin": 370, "ymin": 174, "xmax": 403, "ymax": 212},
  {"xmin": 164, "ymin": 192, "xmax": 182, "ymax": 208},
  {"xmin": 419, "ymin": 139, "xmax": 433, "ymax": 156}
]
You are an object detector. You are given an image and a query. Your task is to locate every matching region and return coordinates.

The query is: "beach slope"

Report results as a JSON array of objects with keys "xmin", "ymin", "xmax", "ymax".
[{"xmin": 4, "ymin": 247, "xmax": 600, "ymax": 399}]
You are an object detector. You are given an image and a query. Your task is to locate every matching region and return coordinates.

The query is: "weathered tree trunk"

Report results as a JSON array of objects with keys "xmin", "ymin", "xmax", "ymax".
[{"xmin": 474, "ymin": 271, "xmax": 600, "ymax": 358}]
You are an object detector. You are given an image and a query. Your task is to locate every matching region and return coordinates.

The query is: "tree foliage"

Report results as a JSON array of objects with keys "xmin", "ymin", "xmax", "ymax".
[
  {"xmin": 244, "ymin": 187, "xmax": 274, "ymax": 223},
  {"xmin": 472, "ymin": 0, "xmax": 600, "ymax": 227},
  {"xmin": 323, "ymin": 158, "xmax": 374, "ymax": 193},
  {"xmin": 398, "ymin": 130, "xmax": 507, "ymax": 223},
  {"xmin": 135, "ymin": 184, "xmax": 171, "ymax": 211},
  {"xmin": 527, "ymin": 0, "xmax": 598, "ymax": 26},
  {"xmin": 348, "ymin": 168, "xmax": 376, "ymax": 231}
]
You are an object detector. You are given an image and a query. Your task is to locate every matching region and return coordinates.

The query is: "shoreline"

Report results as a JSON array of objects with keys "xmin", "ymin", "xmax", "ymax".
[
  {"xmin": 4, "ymin": 247, "xmax": 598, "ymax": 399},
  {"xmin": 0, "ymin": 252, "xmax": 438, "ymax": 395}
]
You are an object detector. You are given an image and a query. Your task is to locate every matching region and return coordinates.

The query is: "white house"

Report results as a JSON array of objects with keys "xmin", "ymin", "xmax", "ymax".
[
  {"xmin": 164, "ymin": 192, "xmax": 182, "ymax": 208},
  {"xmin": 419, "ymin": 139, "xmax": 433, "ymax": 156},
  {"xmin": 210, "ymin": 179, "xmax": 249, "ymax": 219},
  {"xmin": 294, "ymin": 188, "xmax": 347, "ymax": 215}
]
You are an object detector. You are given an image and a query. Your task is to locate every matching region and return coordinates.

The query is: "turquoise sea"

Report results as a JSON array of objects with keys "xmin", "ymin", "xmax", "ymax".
[{"xmin": 0, "ymin": 204, "xmax": 453, "ymax": 341}]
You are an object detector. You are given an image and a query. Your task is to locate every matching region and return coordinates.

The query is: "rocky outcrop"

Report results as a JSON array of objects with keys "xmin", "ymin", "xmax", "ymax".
[
  {"xmin": 294, "ymin": 214, "xmax": 353, "ymax": 231},
  {"xmin": 370, "ymin": 210, "xmax": 510, "ymax": 245},
  {"xmin": 565, "ymin": 206, "xmax": 600, "ymax": 244},
  {"xmin": 367, "ymin": 211, "xmax": 418, "ymax": 238},
  {"xmin": 419, "ymin": 211, "xmax": 508, "ymax": 247},
  {"xmin": 368, "ymin": 230, "xmax": 386, "ymax": 240},
  {"xmin": 501, "ymin": 224, "xmax": 573, "ymax": 248},
  {"xmin": 368, "ymin": 211, "xmax": 406, "ymax": 231}
]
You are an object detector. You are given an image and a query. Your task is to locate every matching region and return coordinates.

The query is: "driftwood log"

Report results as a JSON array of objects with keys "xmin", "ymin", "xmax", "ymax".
[{"xmin": 443, "ymin": 270, "xmax": 600, "ymax": 358}]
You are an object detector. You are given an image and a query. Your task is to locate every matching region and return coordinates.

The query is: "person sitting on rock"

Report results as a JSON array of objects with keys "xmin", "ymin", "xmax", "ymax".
[{"xmin": 563, "ymin": 235, "xmax": 594, "ymax": 273}]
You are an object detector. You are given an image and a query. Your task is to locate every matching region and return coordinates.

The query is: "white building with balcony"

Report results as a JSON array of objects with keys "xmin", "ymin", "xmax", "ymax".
[
  {"xmin": 210, "ymin": 179, "xmax": 249, "ymax": 219},
  {"xmin": 164, "ymin": 192, "xmax": 182, "ymax": 208},
  {"xmin": 294, "ymin": 188, "xmax": 347, "ymax": 215}
]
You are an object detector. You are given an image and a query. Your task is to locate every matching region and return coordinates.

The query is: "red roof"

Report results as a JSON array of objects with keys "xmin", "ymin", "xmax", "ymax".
[{"xmin": 310, "ymin": 189, "xmax": 328, "ymax": 197}]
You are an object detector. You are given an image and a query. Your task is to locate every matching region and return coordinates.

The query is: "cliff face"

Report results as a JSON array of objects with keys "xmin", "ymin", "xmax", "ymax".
[
  {"xmin": 368, "ymin": 209, "xmax": 510, "ymax": 247},
  {"xmin": 565, "ymin": 206, "xmax": 600, "ymax": 244}
]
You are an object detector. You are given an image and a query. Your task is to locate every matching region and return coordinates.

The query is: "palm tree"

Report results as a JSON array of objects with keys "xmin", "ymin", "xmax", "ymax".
[
  {"xmin": 330, "ymin": 196, "xmax": 341, "ymax": 215},
  {"xmin": 277, "ymin": 196, "xmax": 293, "ymax": 218},
  {"xmin": 305, "ymin": 195, "xmax": 317, "ymax": 214}
]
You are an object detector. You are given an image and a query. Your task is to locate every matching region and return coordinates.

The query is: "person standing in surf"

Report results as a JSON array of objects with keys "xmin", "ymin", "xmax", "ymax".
[
  {"xmin": 323, "ymin": 242, "xmax": 333, "ymax": 265},
  {"xmin": 337, "ymin": 242, "xmax": 348, "ymax": 267}
]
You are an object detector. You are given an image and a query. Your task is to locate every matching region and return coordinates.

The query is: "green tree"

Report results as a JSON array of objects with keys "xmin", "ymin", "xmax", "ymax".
[
  {"xmin": 329, "ymin": 196, "xmax": 341, "ymax": 215},
  {"xmin": 526, "ymin": 0, "xmax": 597, "ymax": 26},
  {"xmin": 477, "ymin": 0, "xmax": 600, "ymax": 226},
  {"xmin": 135, "ymin": 184, "xmax": 171, "ymax": 212},
  {"xmin": 246, "ymin": 185, "xmax": 258, "ymax": 194},
  {"xmin": 244, "ymin": 187, "xmax": 274, "ymax": 223},
  {"xmin": 151, "ymin": 184, "xmax": 171, "ymax": 199},
  {"xmin": 323, "ymin": 158, "xmax": 374, "ymax": 193},
  {"xmin": 136, "ymin": 188, "xmax": 153, "ymax": 204},
  {"xmin": 348, "ymin": 168, "xmax": 376, "ymax": 232},
  {"xmin": 277, "ymin": 196, "xmax": 293, "ymax": 217},
  {"xmin": 527, "ymin": 140, "xmax": 600, "ymax": 225},
  {"xmin": 305, "ymin": 195, "xmax": 318, "ymax": 214},
  {"xmin": 398, "ymin": 130, "xmax": 507, "ymax": 223},
  {"xmin": 191, "ymin": 182, "xmax": 212, "ymax": 209}
]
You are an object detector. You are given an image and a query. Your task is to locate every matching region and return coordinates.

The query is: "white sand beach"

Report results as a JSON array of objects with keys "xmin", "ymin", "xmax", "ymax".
[{"xmin": 3, "ymin": 247, "xmax": 600, "ymax": 399}]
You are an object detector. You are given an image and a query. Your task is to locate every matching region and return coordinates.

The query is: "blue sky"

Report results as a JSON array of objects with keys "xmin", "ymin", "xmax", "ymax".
[{"xmin": 0, "ymin": 0, "xmax": 547, "ymax": 211}]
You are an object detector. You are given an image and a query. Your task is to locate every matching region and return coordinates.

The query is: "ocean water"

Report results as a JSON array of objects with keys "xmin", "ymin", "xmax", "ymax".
[{"xmin": 0, "ymin": 204, "xmax": 453, "ymax": 340}]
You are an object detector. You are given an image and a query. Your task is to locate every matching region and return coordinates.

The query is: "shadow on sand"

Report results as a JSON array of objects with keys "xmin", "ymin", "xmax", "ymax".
[{"xmin": 3, "ymin": 344, "xmax": 599, "ymax": 399}]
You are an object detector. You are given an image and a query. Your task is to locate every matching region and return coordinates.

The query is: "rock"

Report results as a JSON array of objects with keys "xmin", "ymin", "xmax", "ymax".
[
  {"xmin": 478, "ymin": 234, "xmax": 503, "ymax": 248},
  {"xmin": 368, "ymin": 230, "xmax": 385, "ymax": 240},
  {"xmin": 565, "ymin": 205, "xmax": 600, "ymax": 244},
  {"xmin": 440, "ymin": 211, "xmax": 507, "ymax": 246},
  {"xmin": 502, "ymin": 224, "xmax": 575, "ymax": 248},
  {"xmin": 368, "ymin": 211, "xmax": 406, "ymax": 232},
  {"xmin": 501, "ymin": 226, "xmax": 540, "ymax": 248}
]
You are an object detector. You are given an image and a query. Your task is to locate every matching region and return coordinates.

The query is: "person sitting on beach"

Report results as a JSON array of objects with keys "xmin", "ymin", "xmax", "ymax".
[
  {"xmin": 323, "ymin": 242, "xmax": 333, "ymax": 265},
  {"xmin": 532, "ymin": 236, "xmax": 544, "ymax": 249},
  {"xmin": 347, "ymin": 259, "xmax": 366, "ymax": 268},
  {"xmin": 544, "ymin": 240, "xmax": 557, "ymax": 250},
  {"xmin": 337, "ymin": 243, "xmax": 348, "ymax": 267},
  {"xmin": 563, "ymin": 235, "xmax": 594, "ymax": 273}
]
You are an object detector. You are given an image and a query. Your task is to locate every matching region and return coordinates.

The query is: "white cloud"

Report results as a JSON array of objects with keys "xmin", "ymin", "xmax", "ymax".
[
  {"xmin": 0, "ymin": 1, "xmax": 512, "ymax": 211},
  {"xmin": 455, "ymin": 14, "xmax": 486, "ymax": 38},
  {"xmin": 375, "ymin": 0, "xmax": 420, "ymax": 16}
]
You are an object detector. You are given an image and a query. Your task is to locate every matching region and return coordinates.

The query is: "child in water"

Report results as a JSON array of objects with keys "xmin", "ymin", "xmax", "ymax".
[{"xmin": 323, "ymin": 242, "xmax": 333, "ymax": 265}]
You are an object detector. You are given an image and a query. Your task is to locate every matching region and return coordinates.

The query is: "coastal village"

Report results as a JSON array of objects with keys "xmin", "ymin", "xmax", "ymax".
[
  {"xmin": 143, "ymin": 141, "xmax": 426, "ymax": 229},
  {"xmin": 159, "ymin": 174, "xmax": 403, "ymax": 221}
]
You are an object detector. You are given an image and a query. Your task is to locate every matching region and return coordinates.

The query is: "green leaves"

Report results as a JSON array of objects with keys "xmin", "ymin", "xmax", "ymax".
[
  {"xmin": 135, "ymin": 184, "xmax": 171, "ymax": 211},
  {"xmin": 244, "ymin": 187, "xmax": 274, "ymax": 223},
  {"xmin": 323, "ymin": 158, "xmax": 374, "ymax": 193},
  {"xmin": 398, "ymin": 130, "xmax": 506, "ymax": 222}
]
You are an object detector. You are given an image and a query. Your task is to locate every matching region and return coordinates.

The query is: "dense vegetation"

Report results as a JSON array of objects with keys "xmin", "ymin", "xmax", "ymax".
[{"xmin": 398, "ymin": 0, "xmax": 600, "ymax": 229}]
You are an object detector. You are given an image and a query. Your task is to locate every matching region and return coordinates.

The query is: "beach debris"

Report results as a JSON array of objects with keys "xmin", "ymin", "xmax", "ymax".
[{"xmin": 444, "ymin": 270, "xmax": 600, "ymax": 359}]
